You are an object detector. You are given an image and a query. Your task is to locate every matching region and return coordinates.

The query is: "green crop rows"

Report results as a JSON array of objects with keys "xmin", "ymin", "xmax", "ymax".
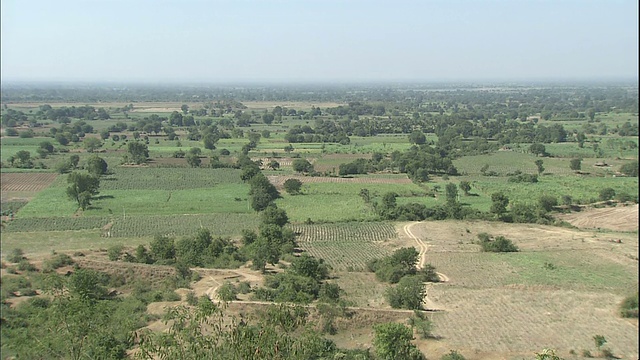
[
  {"xmin": 291, "ymin": 222, "xmax": 397, "ymax": 270},
  {"xmin": 4, "ymin": 213, "xmax": 260, "ymax": 238},
  {"xmin": 100, "ymin": 167, "xmax": 243, "ymax": 190}
]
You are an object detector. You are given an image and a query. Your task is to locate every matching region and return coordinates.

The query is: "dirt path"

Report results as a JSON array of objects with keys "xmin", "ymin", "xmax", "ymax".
[{"xmin": 403, "ymin": 222, "xmax": 449, "ymax": 310}]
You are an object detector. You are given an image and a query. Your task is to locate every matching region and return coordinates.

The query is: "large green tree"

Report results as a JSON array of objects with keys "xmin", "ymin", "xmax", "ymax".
[
  {"xmin": 66, "ymin": 172, "xmax": 100, "ymax": 210},
  {"xmin": 86, "ymin": 155, "xmax": 108, "ymax": 176},
  {"xmin": 127, "ymin": 141, "xmax": 149, "ymax": 164},
  {"xmin": 373, "ymin": 322, "xmax": 425, "ymax": 360}
]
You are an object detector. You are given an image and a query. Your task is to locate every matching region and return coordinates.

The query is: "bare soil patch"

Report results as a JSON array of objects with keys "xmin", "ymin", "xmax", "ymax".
[
  {"xmin": 557, "ymin": 203, "xmax": 639, "ymax": 232},
  {"xmin": 1, "ymin": 173, "xmax": 57, "ymax": 193}
]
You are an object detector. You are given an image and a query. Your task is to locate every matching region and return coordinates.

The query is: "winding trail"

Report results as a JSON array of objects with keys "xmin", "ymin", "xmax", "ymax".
[{"xmin": 403, "ymin": 221, "xmax": 449, "ymax": 310}]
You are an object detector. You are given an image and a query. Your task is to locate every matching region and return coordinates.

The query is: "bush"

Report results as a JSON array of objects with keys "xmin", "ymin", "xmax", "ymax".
[
  {"xmin": 599, "ymin": 188, "xmax": 616, "ymax": 201},
  {"xmin": 407, "ymin": 311, "xmax": 434, "ymax": 339},
  {"xmin": 186, "ymin": 291, "xmax": 198, "ymax": 305},
  {"xmin": 17, "ymin": 260, "xmax": 37, "ymax": 272},
  {"xmin": 478, "ymin": 235, "xmax": 519, "ymax": 252},
  {"xmin": 42, "ymin": 253, "xmax": 74, "ymax": 272},
  {"xmin": 7, "ymin": 248, "xmax": 25, "ymax": 263},
  {"xmin": 619, "ymin": 292, "xmax": 638, "ymax": 318},
  {"xmin": 217, "ymin": 282, "xmax": 238, "ymax": 301},
  {"xmin": 441, "ymin": 350, "xmax": 467, "ymax": 360},
  {"xmin": 107, "ymin": 245, "xmax": 124, "ymax": 261},
  {"xmin": 619, "ymin": 160, "xmax": 638, "ymax": 177},
  {"xmin": 385, "ymin": 275, "xmax": 425, "ymax": 310}
]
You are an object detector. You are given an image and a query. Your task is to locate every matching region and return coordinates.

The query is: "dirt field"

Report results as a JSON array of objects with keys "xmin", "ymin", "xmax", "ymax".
[
  {"xmin": 557, "ymin": 204, "xmax": 639, "ymax": 232},
  {"xmin": 401, "ymin": 220, "xmax": 639, "ymax": 359},
  {"xmin": 1, "ymin": 173, "xmax": 58, "ymax": 194}
]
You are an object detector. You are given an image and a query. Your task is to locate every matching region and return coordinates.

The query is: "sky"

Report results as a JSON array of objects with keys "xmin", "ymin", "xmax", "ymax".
[{"xmin": 1, "ymin": 0, "xmax": 638, "ymax": 83}]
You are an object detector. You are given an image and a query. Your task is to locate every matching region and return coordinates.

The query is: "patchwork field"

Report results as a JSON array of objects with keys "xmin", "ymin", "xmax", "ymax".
[{"xmin": 398, "ymin": 220, "xmax": 640, "ymax": 359}]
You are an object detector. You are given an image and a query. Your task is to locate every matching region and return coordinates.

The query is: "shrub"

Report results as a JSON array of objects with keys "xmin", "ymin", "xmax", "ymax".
[
  {"xmin": 186, "ymin": 291, "xmax": 198, "ymax": 306},
  {"xmin": 619, "ymin": 292, "xmax": 638, "ymax": 318},
  {"xmin": 17, "ymin": 260, "xmax": 37, "ymax": 272},
  {"xmin": 407, "ymin": 311, "xmax": 434, "ymax": 339},
  {"xmin": 441, "ymin": 350, "xmax": 466, "ymax": 360},
  {"xmin": 619, "ymin": 160, "xmax": 638, "ymax": 177},
  {"xmin": 42, "ymin": 253, "xmax": 75, "ymax": 272},
  {"xmin": 478, "ymin": 235, "xmax": 519, "ymax": 252},
  {"xmin": 217, "ymin": 282, "xmax": 238, "ymax": 301},
  {"xmin": 599, "ymin": 188, "xmax": 616, "ymax": 201},
  {"xmin": 283, "ymin": 178, "xmax": 303, "ymax": 194},
  {"xmin": 385, "ymin": 275, "xmax": 425, "ymax": 310},
  {"xmin": 7, "ymin": 248, "xmax": 24, "ymax": 263},
  {"xmin": 107, "ymin": 245, "xmax": 124, "ymax": 261}
]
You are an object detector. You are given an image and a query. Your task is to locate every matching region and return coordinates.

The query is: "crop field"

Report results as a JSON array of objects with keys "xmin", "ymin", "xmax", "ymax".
[
  {"xmin": 267, "ymin": 174, "xmax": 412, "ymax": 188},
  {"xmin": 276, "ymin": 182, "xmax": 429, "ymax": 222},
  {"xmin": 291, "ymin": 222, "xmax": 397, "ymax": 270},
  {"xmin": 100, "ymin": 167, "xmax": 243, "ymax": 190},
  {"xmin": 3, "ymin": 212, "xmax": 259, "ymax": 241},
  {"xmin": 1, "ymin": 173, "xmax": 58, "ymax": 193},
  {"xmin": 399, "ymin": 220, "xmax": 640, "ymax": 358}
]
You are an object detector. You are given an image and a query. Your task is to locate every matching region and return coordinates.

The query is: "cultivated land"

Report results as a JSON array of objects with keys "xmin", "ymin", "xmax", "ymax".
[{"xmin": 1, "ymin": 85, "xmax": 638, "ymax": 359}]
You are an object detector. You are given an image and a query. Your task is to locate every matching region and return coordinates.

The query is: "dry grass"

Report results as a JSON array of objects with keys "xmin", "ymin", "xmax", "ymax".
[
  {"xmin": 557, "ymin": 203, "xmax": 639, "ymax": 232},
  {"xmin": 397, "ymin": 220, "xmax": 640, "ymax": 358}
]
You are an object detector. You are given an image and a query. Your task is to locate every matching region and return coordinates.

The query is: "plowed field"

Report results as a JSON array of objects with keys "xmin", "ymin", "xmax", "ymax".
[
  {"xmin": 557, "ymin": 204, "xmax": 638, "ymax": 232},
  {"xmin": 1, "ymin": 173, "xmax": 57, "ymax": 193}
]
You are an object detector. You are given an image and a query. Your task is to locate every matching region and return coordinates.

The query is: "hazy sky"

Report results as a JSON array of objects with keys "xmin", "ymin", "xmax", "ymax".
[{"xmin": 1, "ymin": 0, "xmax": 638, "ymax": 83}]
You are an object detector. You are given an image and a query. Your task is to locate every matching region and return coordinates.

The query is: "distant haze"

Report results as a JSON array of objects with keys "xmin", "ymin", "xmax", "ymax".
[{"xmin": 1, "ymin": 0, "xmax": 638, "ymax": 83}]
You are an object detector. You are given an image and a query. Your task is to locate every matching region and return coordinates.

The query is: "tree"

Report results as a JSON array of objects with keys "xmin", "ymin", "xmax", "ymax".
[
  {"xmin": 445, "ymin": 182, "xmax": 458, "ymax": 204},
  {"xmin": 14, "ymin": 150, "xmax": 33, "ymax": 168},
  {"xmin": 99, "ymin": 129, "xmax": 110, "ymax": 140},
  {"xmin": 529, "ymin": 143, "xmax": 547, "ymax": 157},
  {"xmin": 37, "ymin": 141, "xmax": 55, "ymax": 158},
  {"xmin": 459, "ymin": 181, "xmax": 471, "ymax": 196},
  {"xmin": 385, "ymin": 275, "xmax": 426, "ymax": 310},
  {"xmin": 262, "ymin": 113, "xmax": 275, "ymax": 124},
  {"xmin": 373, "ymin": 322, "xmax": 425, "ymax": 360},
  {"xmin": 291, "ymin": 254, "xmax": 329, "ymax": 281},
  {"xmin": 538, "ymin": 195, "xmax": 558, "ymax": 213},
  {"xmin": 66, "ymin": 172, "xmax": 100, "ymax": 210},
  {"xmin": 186, "ymin": 153, "xmax": 201, "ymax": 167},
  {"xmin": 127, "ymin": 141, "xmax": 149, "ymax": 164},
  {"xmin": 203, "ymin": 133, "xmax": 218, "ymax": 150},
  {"xmin": 150, "ymin": 235, "xmax": 176, "ymax": 262},
  {"xmin": 587, "ymin": 108, "xmax": 596, "ymax": 121},
  {"xmin": 490, "ymin": 192, "xmax": 509, "ymax": 217},
  {"xmin": 69, "ymin": 154, "xmax": 80, "ymax": 169},
  {"xmin": 569, "ymin": 158, "xmax": 582, "ymax": 171},
  {"xmin": 181, "ymin": 104, "xmax": 189, "ymax": 114},
  {"xmin": 619, "ymin": 160, "xmax": 638, "ymax": 177},
  {"xmin": 261, "ymin": 205, "xmax": 289, "ymax": 227},
  {"xmin": 83, "ymin": 137, "xmax": 103, "ymax": 153},
  {"xmin": 284, "ymin": 144, "xmax": 294, "ymax": 154},
  {"xmin": 599, "ymin": 188, "xmax": 616, "ymax": 201},
  {"xmin": 283, "ymin": 178, "xmax": 303, "ymax": 194},
  {"xmin": 534, "ymin": 159, "xmax": 545, "ymax": 175},
  {"xmin": 267, "ymin": 160, "xmax": 280, "ymax": 170},
  {"xmin": 408, "ymin": 131, "xmax": 426, "ymax": 145},
  {"xmin": 56, "ymin": 133, "xmax": 70, "ymax": 146},
  {"xmin": 292, "ymin": 158, "xmax": 314, "ymax": 173},
  {"xmin": 86, "ymin": 155, "xmax": 108, "ymax": 176}
]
